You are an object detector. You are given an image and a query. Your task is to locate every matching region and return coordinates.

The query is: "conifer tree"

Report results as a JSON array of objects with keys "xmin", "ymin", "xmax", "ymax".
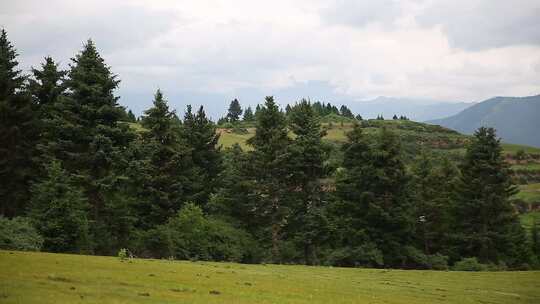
[
  {"xmin": 0, "ymin": 29, "xmax": 39, "ymax": 217},
  {"xmin": 135, "ymin": 90, "xmax": 195, "ymax": 228},
  {"xmin": 183, "ymin": 105, "xmax": 222, "ymax": 205},
  {"xmin": 28, "ymin": 57, "xmax": 66, "ymax": 107},
  {"xmin": 226, "ymin": 98, "xmax": 242, "ymax": 123},
  {"xmin": 246, "ymin": 96, "xmax": 292, "ymax": 261},
  {"xmin": 335, "ymin": 125, "xmax": 413, "ymax": 267},
  {"xmin": 453, "ymin": 127, "xmax": 530, "ymax": 266},
  {"xmin": 49, "ymin": 40, "xmax": 135, "ymax": 252},
  {"xmin": 287, "ymin": 100, "xmax": 330, "ymax": 264},
  {"xmin": 243, "ymin": 106, "xmax": 254, "ymax": 121},
  {"xmin": 29, "ymin": 161, "xmax": 90, "ymax": 253}
]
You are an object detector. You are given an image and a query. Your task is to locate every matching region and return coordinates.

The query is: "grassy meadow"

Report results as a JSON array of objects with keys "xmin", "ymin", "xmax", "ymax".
[{"xmin": 1, "ymin": 250, "xmax": 539, "ymax": 304}]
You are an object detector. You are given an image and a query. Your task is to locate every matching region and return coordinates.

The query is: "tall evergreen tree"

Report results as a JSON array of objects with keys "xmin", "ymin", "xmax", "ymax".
[
  {"xmin": 29, "ymin": 161, "xmax": 90, "ymax": 253},
  {"xmin": 47, "ymin": 40, "xmax": 136, "ymax": 253},
  {"xmin": 243, "ymin": 106, "xmax": 254, "ymax": 121},
  {"xmin": 287, "ymin": 100, "xmax": 330, "ymax": 264},
  {"xmin": 183, "ymin": 105, "xmax": 222, "ymax": 205},
  {"xmin": 246, "ymin": 96, "xmax": 292, "ymax": 262},
  {"xmin": 135, "ymin": 90, "xmax": 195, "ymax": 228},
  {"xmin": 453, "ymin": 127, "xmax": 531, "ymax": 266},
  {"xmin": 0, "ymin": 29, "xmax": 39, "ymax": 217},
  {"xmin": 28, "ymin": 57, "xmax": 66, "ymax": 107},
  {"xmin": 334, "ymin": 125, "xmax": 413, "ymax": 267},
  {"xmin": 226, "ymin": 98, "xmax": 242, "ymax": 123}
]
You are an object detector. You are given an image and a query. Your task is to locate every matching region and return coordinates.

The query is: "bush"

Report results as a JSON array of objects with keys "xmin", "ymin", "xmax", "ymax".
[
  {"xmin": 452, "ymin": 257, "xmax": 488, "ymax": 271},
  {"xmin": 0, "ymin": 216, "xmax": 43, "ymax": 251},
  {"xmin": 143, "ymin": 203, "xmax": 257, "ymax": 263},
  {"xmin": 325, "ymin": 243, "xmax": 384, "ymax": 267},
  {"xmin": 118, "ymin": 248, "xmax": 129, "ymax": 261}
]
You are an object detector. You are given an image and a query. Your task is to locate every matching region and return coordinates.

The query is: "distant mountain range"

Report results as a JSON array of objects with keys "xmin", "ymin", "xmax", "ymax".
[
  {"xmin": 429, "ymin": 95, "xmax": 540, "ymax": 147},
  {"xmin": 344, "ymin": 97, "xmax": 474, "ymax": 121}
]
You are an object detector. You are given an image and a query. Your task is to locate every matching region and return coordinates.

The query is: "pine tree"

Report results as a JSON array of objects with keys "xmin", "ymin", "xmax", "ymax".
[
  {"xmin": 28, "ymin": 57, "xmax": 66, "ymax": 107},
  {"xmin": 29, "ymin": 161, "xmax": 90, "ymax": 253},
  {"xmin": 135, "ymin": 90, "xmax": 195, "ymax": 228},
  {"xmin": 243, "ymin": 106, "xmax": 254, "ymax": 121},
  {"xmin": 339, "ymin": 105, "xmax": 354, "ymax": 118},
  {"xmin": 411, "ymin": 152, "xmax": 456, "ymax": 255},
  {"xmin": 226, "ymin": 98, "xmax": 242, "ymax": 123},
  {"xmin": 0, "ymin": 29, "xmax": 39, "ymax": 217},
  {"xmin": 49, "ymin": 40, "xmax": 136, "ymax": 253},
  {"xmin": 287, "ymin": 99, "xmax": 330, "ymax": 264},
  {"xmin": 453, "ymin": 127, "xmax": 530, "ymax": 266},
  {"xmin": 335, "ymin": 125, "xmax": 413, "ymax": 267},
  {"xmin": 246, "ymin": 96, "xmax": 292, "ymax": 262},
  {"xmin": 183, "ymin": 105, "xmax": 222, "ymax": 205},
  {"xmin": 127, "ymin": 109, "xmax": 137, "ymax": 122}
]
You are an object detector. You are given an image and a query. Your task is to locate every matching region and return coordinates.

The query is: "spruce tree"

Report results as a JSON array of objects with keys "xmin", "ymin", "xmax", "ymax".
[
  {"xmin": 243, "ymin": 106, "xmax": 254, "ymax": 121},
  {"xmin": 453, "ymin": 127, "xmax": 530, "ymax": 266},
  {"xmin": 0, "ymin": 29, "xmax": 39, "ymax": 217},
  {"xmin": 226, "ymin": 98, "xmax": 242, "ymax": 123},
  {"xmin": 29, "ymin": 161, "xmax": 90, "ymax": 253},
  {"xmin": 28, "ymin": 57, "xmax": 66, "ymax": 107},
  {"xmin": 183, "ymin": 105, "xmax": 222, "ymax": 205},
  {"xmin": 50, "ymin": 40, "xmax": 136, "ymax": 253},
  {"xmin": 136, "ymin": 90, "xmax": 196, "ymax": 228},
  {"xmin": 287, "ymin": 100, "xmax": 330, "ymax": 264},
  {"xmin": 335, "ymin": 126, "xmax": 413, "ymax": 267},
  {"xmin": 246, "ymin": 96, "xmax": 292, "ymax": 262}
]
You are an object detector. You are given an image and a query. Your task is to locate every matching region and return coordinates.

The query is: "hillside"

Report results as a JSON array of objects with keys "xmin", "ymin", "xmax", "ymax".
[
  {"xmin": 429, "ymin": 95, "xmax": 540, "ymax": 147},
  {"xmin": 1, "ymin": 250, "xmax": 539, "ymax": 304},
  {"xmin": 344, "ymin": 97, "xmax": 474, "ymax": 121}
]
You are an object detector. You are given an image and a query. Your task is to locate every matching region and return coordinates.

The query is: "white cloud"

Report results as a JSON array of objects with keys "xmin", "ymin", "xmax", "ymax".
[{"xmin": 1, "ymin": 0, "xmax": 539, "ymax": 115}]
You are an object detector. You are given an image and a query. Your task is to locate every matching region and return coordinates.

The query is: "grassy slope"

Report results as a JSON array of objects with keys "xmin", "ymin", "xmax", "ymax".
[{"xmin": 1, "ymin": 251, "xmax": 539, "ymax": 304}]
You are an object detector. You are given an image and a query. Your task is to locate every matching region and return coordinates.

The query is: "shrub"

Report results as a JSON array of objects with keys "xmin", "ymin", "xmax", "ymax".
[
  {"xmin": 143, "ymin": 203, "xmax": 256, "ymax": 262},
  {"xmin": 452, "ymin": 257, "xmax": 488, "ymax": 271},
  {"xmin": 325, "ymin": 243, "xmax": 384, "ymax": 267},
  {"xmin": 0, "ymin": 216, "xmax": 43, "ymax": 251},
  {"xmin": 118, "ymin": 248, "xmax": 129, "ymax": 261}
]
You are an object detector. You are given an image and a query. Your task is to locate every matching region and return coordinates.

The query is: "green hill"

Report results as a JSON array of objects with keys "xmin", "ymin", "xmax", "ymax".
[
  {"xmin": 429, "ymin": 95, "xmax": 540, "ymax": 147},
  {"xmin": 1, "ymin": 250, "xmax": 539, "ymax": 304}
]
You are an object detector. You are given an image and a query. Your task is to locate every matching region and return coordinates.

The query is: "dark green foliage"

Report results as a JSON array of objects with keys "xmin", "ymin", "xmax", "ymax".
[
  {"xmin": 0, "ymin": 216, "xmax": 43, "ymax": 251},
  {"xmin": 127, "ymin": 109, "xmax": 137, "ymax": 122},
  {"xmin": 334, "ymin": 125, "xmax": 414, "ymax": 267},
  {"xmin": 287, "ymin": 100, "xmax": 331, "ymax": 264},
  {"xmin": 246, "ymin": 96, "xmax": 293, "ymax": 262},
  {"xmin": 144, "ymin": 203, "xmax": 256, "ymax": 262},
  {"xmin": 452, "ymin": 257, "xmax": 488, "ymax": 271},
  {"xmin": 0, "ymin": 29, "xmax": 39, "ymax": 217},
  {"xmin": 411, "ymin": 152, "xmax": 457, "ymax": 256},
  {"xmin": 136, "ymin": 90, "xmax": 195, "ymax": 228},
  {"xmin": 183, "ymin": 105, "xmax": 222, "ymax": 205},
  {"xmin": 42, "ymin": 40, "xmax": 136, "ymax": 253},
  {"xmin": 226, "ymin": 98, "xmax": 242, "ymax": 123},
  {"xmin": 29, "ymin": 161, "xmax": 90, "ymax": 253},
  {"xmin": 28, "ymin": 57, "xmax": 66, "ymax": 107},
  {"xmin": 452, "ymin": 127, "xmax": 531, "ymax": 266},
  {"xmin": 243, "ymin": 106, "xmax": 254, "ymax": 121}
]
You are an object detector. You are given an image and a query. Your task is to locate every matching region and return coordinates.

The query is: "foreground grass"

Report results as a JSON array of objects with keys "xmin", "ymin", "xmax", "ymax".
[{"xmin": 1, "ymin": 251, "xmax": 539, "ymax": 303}]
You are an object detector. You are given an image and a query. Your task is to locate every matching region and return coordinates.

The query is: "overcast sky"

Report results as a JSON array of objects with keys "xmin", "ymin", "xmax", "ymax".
[{"xmin": 2, "ymin": 0, "xmax": 540, "ymax": 117}]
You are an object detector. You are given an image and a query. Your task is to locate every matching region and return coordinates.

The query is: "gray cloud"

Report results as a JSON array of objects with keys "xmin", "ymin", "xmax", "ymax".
[
  {"xmin": 1, "ymin": 0, "xmax": 539, "ymax": 117},
  {"xmin": 320, "ymin": 0, "xmax": 402, "ymax": 28},
  {"xmin": 416, "ymin": 0, "xmax": 540, "ymax": 50}
]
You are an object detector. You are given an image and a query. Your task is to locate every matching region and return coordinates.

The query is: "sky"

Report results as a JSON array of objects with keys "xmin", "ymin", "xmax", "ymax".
[{"xmin": 2, "ymin": 0, "xmax": 540, "ymax": 117}]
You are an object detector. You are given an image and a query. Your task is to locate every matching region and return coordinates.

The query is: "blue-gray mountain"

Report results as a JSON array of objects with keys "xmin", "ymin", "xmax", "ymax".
[{"xmin": 429, "ymin": 95, "xmax": 540, "ymax": 147}]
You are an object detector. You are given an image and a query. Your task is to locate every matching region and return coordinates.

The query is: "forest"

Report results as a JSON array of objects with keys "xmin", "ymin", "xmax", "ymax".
[{"xmin": 1, "ymin": 29, "xmax": 538, "ymax": 271}]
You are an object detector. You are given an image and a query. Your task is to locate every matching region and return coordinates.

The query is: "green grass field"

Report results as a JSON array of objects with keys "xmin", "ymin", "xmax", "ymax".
[
  {"xmin": 514, "ymin": 183, "xmax": 540, "ymax": 204},
  {"xmin": 1, "ymin": 251, "xmax": 539, "ymax": 304}
]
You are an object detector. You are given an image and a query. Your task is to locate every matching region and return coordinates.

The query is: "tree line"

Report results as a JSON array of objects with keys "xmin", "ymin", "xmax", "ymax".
[{"xmin": 1, "ymin": 29, "xmax": 538, "ymax": 269}]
